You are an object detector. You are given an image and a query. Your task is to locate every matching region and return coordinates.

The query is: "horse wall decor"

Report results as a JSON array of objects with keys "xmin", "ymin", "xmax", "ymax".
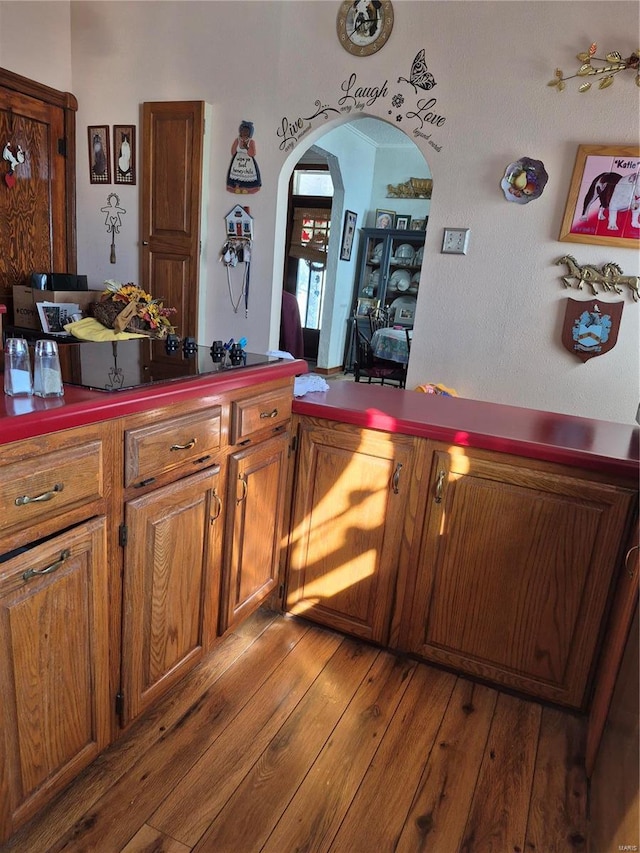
[{"xmin": 556, "ymin": 255, "xmax": 639, "ymax": 302}]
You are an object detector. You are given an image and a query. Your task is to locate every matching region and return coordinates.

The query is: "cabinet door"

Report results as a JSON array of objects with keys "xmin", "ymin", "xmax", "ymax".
[
  {"xmin": 384, "ymin": 230, "xmax": 423, "ymax": 327},
  {"xmin": 286, "ymin": 420, "xmax": 416, "ymax": 645},
  {"xmin": 403, "ymin": 444, "xmax": 636, "ymax": 708},
  {"xmin": 220, "ymin": 433, "xmax": 289, "ymax": 633},
  {"xmin": 0, "ymin": 517, "xmax": 110, "ymax": 842},
  {"xmin": 121, "ymin": 466, "xmax": 223, "ymax": 724}
]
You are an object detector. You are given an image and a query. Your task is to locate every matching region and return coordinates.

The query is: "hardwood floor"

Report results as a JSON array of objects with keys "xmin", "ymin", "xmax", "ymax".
[{"xmin": 4, "ymin": 609, "xmax": 588, "ymax": 853}]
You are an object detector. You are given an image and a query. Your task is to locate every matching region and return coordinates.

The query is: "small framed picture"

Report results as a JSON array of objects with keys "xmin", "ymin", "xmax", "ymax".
[
  {"xmin": 375, "ymin": 209, "xmax": 395, "ymax": 230},
  {"xmin": 398, "ymin": 306, "xmax": 415, "ymax": 322},
  {"xmin": 411, "ymin": 218, "xmax": 426, "ymax": 231},
  {"xmin": 395, "ymin": 215, "xmax": 411, "ymax": 231},
  {"xmin": 340, "ymin": 209, "xmax": 357, "ymax": 261},
  {"xmin": 113, "ymin": 125, "xmax": 136, "ymax": 185},
  {"xmin": 88, "ymin": 125, "xmax": 111, "ymax": 184},
  {"xmin": 356, "ymin": 297, "xmax": 378, "ymax": 317}
]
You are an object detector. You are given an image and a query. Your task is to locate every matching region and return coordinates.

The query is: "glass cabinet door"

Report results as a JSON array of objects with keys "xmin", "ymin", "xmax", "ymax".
[{"xmin": 384, "ymin": 231, "xmax": 424, "ymax": 327}]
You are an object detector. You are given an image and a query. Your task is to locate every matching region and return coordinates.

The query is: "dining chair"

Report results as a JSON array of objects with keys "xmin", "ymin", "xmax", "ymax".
[
  {"xmin": 353, "ymin": 323, "xmax": 406, "ymax": 388},
  {"xmin": 368, "ymin": 306, "xmax": 390, "ymax": 336},
  {"xmin": 405, "ymin": 328, "xmax": 412, "ymax": 353}
]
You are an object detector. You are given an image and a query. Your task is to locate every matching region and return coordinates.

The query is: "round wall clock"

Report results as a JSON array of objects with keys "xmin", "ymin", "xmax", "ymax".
[{"xmin": 337, "ymin": 0, "xmax": 394, "ymax": 56}]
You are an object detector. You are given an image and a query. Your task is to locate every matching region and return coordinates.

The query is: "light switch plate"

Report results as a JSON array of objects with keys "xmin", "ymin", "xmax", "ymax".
[{"xmin": 442, "ymin": 228, "xmax": 470, "ymax": 255}]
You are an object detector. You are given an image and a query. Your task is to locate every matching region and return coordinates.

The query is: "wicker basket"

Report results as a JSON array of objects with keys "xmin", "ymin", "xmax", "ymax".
[
  {"xmin": 93, "ymin": 298, "xmax": 124, "ymax": 329},
  {"xmin": 93, "ymin": 298, "xmax": 169, "ymax": 338}
]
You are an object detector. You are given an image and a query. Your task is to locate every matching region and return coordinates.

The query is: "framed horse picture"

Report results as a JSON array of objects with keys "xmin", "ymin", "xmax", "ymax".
[{"xmin": 559, "ymin": 144, "xmax": 640, "ymax": 249}]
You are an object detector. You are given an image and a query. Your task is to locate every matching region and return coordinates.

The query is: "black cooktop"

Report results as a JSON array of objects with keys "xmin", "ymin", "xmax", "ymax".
[{"xmin": 60, "ymin": 339, "xmax": 279, "ymax": 392}]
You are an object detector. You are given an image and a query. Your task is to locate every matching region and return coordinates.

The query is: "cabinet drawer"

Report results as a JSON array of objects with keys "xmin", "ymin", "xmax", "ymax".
[
  {"xmin": 0, "ymin": 440, "xmax": 105, "ymax": 541},
  {"xmin": 125, "ymin": 406, "xmax": 222, "ymax": 487},
  {"xmin": 231, "ymin": 388, "xmax": 291, "ymax": 445}
]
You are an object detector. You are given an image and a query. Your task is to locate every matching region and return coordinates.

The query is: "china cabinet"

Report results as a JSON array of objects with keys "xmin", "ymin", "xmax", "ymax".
[
  {"xmin": 346, "ymin": 226, "xmax": 425, "ymax": 369},
  {"xmin": 353, "ymin": 227, "xmax": 425, "ymax": 321}
]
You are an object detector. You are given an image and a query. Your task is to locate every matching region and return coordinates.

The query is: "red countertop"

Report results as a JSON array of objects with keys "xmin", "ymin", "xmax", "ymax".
[
  {"xmin": 292, "ymin": 383, "xmax": 639, "ymax": 480},
  {"xmin": 0, "ymin": 359, "xmax": 307, "ymax": 445}
]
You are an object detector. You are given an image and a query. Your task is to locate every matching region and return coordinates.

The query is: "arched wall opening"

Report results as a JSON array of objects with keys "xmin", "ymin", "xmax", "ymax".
[{"xmin": 272, "ymin": 114, "xmax": 432, "ymax": 371}]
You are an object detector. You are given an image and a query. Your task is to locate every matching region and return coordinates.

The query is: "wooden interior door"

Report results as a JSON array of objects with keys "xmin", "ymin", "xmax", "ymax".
[
  {"xmin": 141, "ymin": 101, "xmax": 204, "ymax": 341},
  {"xmin": 0, "ymin": 68, "xmax": 77, "ymax": 322}
]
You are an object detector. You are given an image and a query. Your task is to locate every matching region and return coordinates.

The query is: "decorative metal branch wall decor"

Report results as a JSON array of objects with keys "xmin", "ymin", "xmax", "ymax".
[
  {"xmin": 556, "ymin": 255, "xmax": 639, "ymax": 302},
  {"xmin": 549, "ymin": 43, "xmax": 640, "ymax": 92}
]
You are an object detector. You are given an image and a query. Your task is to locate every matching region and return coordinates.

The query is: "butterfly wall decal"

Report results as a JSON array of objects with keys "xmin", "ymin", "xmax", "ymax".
[{"xmin": 398, "ymin": 49, "xmax": 437, "ymax": 93}]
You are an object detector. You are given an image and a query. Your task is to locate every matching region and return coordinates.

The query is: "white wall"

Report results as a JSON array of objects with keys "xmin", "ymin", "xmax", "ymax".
[
  {"xmin": 1, "ymin": 0, "xmax": 638, "ymax": 423},
  {"xmin": 0, "ymin": 2, "xmax": 71, "ymax": 92}
]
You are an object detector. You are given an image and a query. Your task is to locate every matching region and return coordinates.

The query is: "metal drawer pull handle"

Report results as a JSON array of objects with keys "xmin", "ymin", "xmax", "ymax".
[
  {"xmin": 15, "ymin": 483, "xmax": 64, "ymax": 506},
  {"xmin": 170, "ymin": 438, "xmax": 197, "ymax": 451},
  {"xmin": 135, "ymin": 477, "xmax": 156, "ymax": 488},
  {"xmin": 625, "ymin": 544, "xmax": 639, "ymax": 579},
  {"xmin": 392, "ymin": 462, "xmax": 403, "ymax": 494},
  {"xmin": 236, "ymin": 474, "xmax": 248, "ymax": 505},
  {"xmin": 211, "ymin": 489, "xmax": 222, "ymax": 521},
  {"xmin": 260, "ymin": 408, "xmax": 278, "ymax": 419},
  {"xmin": 23, "ymin": 548, "xmax": 71, "ymax": 581},
  {"xmin": 434, "ymin": 470, "xmax": 446, "ymax": 504}
]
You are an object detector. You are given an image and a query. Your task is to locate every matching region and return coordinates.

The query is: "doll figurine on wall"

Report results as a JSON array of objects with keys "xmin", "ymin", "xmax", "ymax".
[{"xmin": 226, "ymin": 120, "xmax": 262, "ymax": 194}]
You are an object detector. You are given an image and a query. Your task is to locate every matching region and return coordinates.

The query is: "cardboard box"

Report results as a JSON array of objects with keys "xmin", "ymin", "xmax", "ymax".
[{"xmin": 12, "ymin": 286, "xmax": 102, "ymax": 330}]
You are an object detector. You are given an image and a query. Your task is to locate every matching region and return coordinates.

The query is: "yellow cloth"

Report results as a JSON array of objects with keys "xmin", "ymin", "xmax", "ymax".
[{"xmin": 63, "ymin": 317, "xmax": 146, "ymax": 342}]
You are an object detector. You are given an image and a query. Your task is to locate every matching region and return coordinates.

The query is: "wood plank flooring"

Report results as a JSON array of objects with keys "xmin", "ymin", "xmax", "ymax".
[{"xmin": 4, "ymin": 610, "xmax": 589, "ymax": 853}]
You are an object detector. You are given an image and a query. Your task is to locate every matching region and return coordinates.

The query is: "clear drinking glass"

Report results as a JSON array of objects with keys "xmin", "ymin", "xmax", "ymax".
[
  {"xmin": 33, "ymin": 339, "xmax": 64, "ymax": 398},
  {"xmin": 4, "ymin": 337, "xmax": 33, "ymax": 397}
]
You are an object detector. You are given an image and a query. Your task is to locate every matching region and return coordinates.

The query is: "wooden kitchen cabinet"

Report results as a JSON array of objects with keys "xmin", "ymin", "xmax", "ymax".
[
  {"xmin": 120, "ymin": 465, "xmax": 224, "ymax": 725},
  {"xmin": 220, "ymin": 432, "xmax": 289, "ymax": 633},
  {"xmin": 0, "ymin": 368, "xmax": 300, "ymax": 844},
  {"xmin": 286, "ymin": 418, "xmax": 420, "ymax": 645},
  {"xmin": 400, "ymin": 442, "xmax": 637, "ymax": 709},
  {"xmin": 0, "ymin": 517, "xmax": 110, "ymax": 841},
  {"xmin": 0, "ymin": 421, "xmax": 112, "ymax": 554}
]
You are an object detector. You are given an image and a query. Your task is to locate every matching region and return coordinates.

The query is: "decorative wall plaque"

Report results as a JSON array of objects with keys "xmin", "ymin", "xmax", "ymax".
[{"xmin": 561, "ymin": 297, "xmax": 623, "ymax": 361}]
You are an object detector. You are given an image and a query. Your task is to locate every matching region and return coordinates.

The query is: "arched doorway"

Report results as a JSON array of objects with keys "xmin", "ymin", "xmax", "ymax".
[{"xmin": 275, "ymin": 116, "xmax": 432, "ymax": 373}]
